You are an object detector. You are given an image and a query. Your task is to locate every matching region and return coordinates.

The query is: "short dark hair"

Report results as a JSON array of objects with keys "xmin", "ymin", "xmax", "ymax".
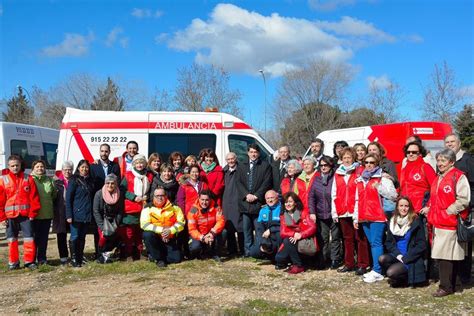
[
  {"xmin": 247, "ymin": 143, "xmax": 260, "ymax": 152},
  {"xmin": 282, "ymin": 191, "xmax": 304, "ymax": 211},
  {"xmin": 403, "ymin": 141, "xmax": 427, "ymax": 157},
  {"xmin": 100, "ymin": 143, "xmax": 111, "ymax": 151},
  {"xmin": 126, "ymin": 141, "xmax": 139, "ymax": 150},
  {"xmin": 199, "ymin": 148, "xmax": 220, "ymax": 165},
  {"xmin": 31, "ymin": 159, "xmax": 46, "ymax": 170},
  {"xmin": 333, "ymin": 141, "xmax": 349, "ymax": 157},
  {"xmin": 7, "ymin": 155, "xmax": 22, "ymax": 163},
  {"xmin": 199, "ymin": 189, "xmax": 212, "ymax": 198}
]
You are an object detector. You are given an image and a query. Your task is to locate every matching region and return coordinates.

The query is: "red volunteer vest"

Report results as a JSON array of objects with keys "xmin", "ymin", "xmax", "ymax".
[
  {"xmin": 400, "ymin": 157, "xmax": 435, "ymax": 213},
  {"xmin": 427, "ymin": 168, "xmax": 468, "ymax": 230},
  {"xmin": 356, "ymin": 177, "xmax": 386, "ymax": 222},
  {"xmin": 334, "ymin": 172, "xmax": 357, "ymax": 216},
  {"xmin": 124, "ymin": 171, "xmax": 153, "ymax": 214}
]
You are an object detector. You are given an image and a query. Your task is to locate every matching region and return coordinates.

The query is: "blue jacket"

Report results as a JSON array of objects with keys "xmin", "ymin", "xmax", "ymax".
[
  {"xmin": 385, "ymin": 216, "xmax": 427, "ymax": 285},
  {"xmin": 256, "ymin": 203, "xmax": 281, "ymax": 234},
  {"xmin": 66, "ymin": 175, "xmax": 96, "ymax": 223}
]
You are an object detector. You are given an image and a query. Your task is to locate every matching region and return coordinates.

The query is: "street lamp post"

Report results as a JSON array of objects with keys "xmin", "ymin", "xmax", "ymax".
[{"xmin": 258, "ymin": 69, "xmax": 267, "ymax": 138}]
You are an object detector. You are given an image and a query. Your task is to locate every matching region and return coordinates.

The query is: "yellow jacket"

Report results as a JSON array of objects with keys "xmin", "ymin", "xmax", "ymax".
[{"xmin": 140, "ymin": 200, "xmax": 185, "ymax": 237}]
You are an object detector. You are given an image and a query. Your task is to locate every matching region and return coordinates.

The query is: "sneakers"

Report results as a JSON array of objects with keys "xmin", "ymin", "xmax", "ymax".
[
  {"xmin": 363, "ymin": 271, "xmax": 384, "ymax": 283},
  {"xmin": 287, "ymin": 265, "xmax": 305, "ymax": 274},
  {"xmin": 363, "ymin": 269, "xmax": 376, "ymax": 278},
  {"xmin": 8, "ymin": 262, "xmax": 20, "ymax": 270},
  {"xmin": 24, "ymin": 262, "xmax": 38, "ymax": 270}
]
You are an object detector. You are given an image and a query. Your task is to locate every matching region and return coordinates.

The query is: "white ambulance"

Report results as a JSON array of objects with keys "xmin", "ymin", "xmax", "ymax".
[
  {"xmin": 56, "ymin": 107, "xmax": 275, "ymax": 170},
  {"xmin": 0, "ymin": 122, "xmax": 59, "ymax": 175}
]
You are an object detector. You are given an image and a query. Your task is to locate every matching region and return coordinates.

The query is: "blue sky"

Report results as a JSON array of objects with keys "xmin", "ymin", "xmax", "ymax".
[{"xmin": 1, "ymin": 0, "xmax": 473, "ymax": 130}]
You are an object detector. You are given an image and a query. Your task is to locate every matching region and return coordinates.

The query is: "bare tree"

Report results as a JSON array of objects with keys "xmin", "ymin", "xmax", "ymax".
[
  {"xmin": 174, "ymin": 63, "xmax": 242, "ymax": 116},
  {"xmin": 150, "ymin": 88, "xmax": 174, "ymax": 111},
  {"xmin": 422, "ymin": 61, "xmax": 465, "ymax": 122},
  {"xmin": 368, "ymin": 79, "xmax": 404, "ymax": 123},
  {"xmin": 53, "ymin": 73, "xmax": 100, "ymax": 109},
  {"xmin": 32, "ymin": 87, "xmax": 66, "ymax": 129},
  {"xmin": 274, "ymin": 58, "xmax": 354, "ymax": 153}
]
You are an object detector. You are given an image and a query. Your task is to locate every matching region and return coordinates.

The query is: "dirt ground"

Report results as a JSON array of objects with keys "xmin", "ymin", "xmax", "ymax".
[{"xmin": 0, "ymin": 231, "xmax": 472, "ymax": 315}]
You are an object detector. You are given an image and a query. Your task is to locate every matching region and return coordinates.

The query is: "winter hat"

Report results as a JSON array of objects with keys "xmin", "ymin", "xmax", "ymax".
[{"xmin": 132, "ymin": 154, "xmax": 147, "ymax": 165}]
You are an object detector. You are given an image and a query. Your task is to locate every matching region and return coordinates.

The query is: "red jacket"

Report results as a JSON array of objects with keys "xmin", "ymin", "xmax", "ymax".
[
  {"xmin": 122, "ymin": 170, "xmax": 154, "ymax": 214},
  {"xmin": 199, "ymin": 165, "xmax": 224, "ymax": 206},
  {"xmin": 356, "ymin": 177, "xmax": 386, "ymax": 222},
  {"xmin": 400, "ymin": 156, "xmax": 437, "ymax": 213},
  {"xmin": 280, "ymin": 210, "xmax": 316, "ymax": 239},
  {"xmin": 187, "ymin": 201, "xmax": 225, "ymax": 241},
  {"xmin": 114, "ymin": 152, "xmax": 132, "ymax": 179},
  {"xmin": 280, "ymin": 177, "xmax": 308, "ymax": 213},
  {"xmin": 333, "ymin": 171, "xmax": 358, "ymax": 216},
  {"xmin": 0, "ymin": 171, "xmax": 41, "ymax": 221},
  {"xmin": 427, "ymin": 168, "xmax": 468, "ymax": 230},
  {"xmin": 176, "ymin": 181, "xmax": 209, "ymax": 215}
]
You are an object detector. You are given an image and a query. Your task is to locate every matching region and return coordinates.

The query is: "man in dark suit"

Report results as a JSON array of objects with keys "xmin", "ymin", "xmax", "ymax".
[
  {"xmin": 90, "ymin": 143, "xmax": 121, "ymax": 192},
  {"xmin": 444, "ymin": 134, "xmax": 474, "ymax": 284},
  {"xmin": 272, "ymin": 145, "xmax": 291, "ymax": 194},
  {"xmin": 89, "ymin": 143, "xmax": 121, "ymax": 259},
  {"xmin": 236, "ymin": 143, "xmax": 272, "ymax": 257}
]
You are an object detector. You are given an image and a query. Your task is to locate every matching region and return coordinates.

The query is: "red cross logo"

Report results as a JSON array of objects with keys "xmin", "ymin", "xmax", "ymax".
[
  {"xmin": 443, "ymin": 185, "xmax": 452, "ymax": 194},
  {"xmin": 413, "ymin": 173, "xmax": 421, "ymax": 181}
]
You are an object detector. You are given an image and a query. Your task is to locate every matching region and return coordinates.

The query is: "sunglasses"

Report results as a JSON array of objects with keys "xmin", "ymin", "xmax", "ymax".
[
  {"xmin": 364, "ymin": 161, "xmax": 376, "ymax": 165},
  {"xmin": 154, "ymin": 194, "xmax": 166, "ymax": 198},
  {"xmin": 319, "ymin": 163, "xmax": 330, "ymax": 167},
  {"xmin": 406, "ymin": 151, "xmax": 419, "ymax": 155}
]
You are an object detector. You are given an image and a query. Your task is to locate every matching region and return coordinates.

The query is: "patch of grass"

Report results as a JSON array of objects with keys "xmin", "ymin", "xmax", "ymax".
[
  {"xmin": 37, "ymin": 264, "xmax": 55, "ymax": 273},
  {"xmin": 211, "ymin": 269, "xmax": 257, "ymax": 288},
  {"xmin": 19, "ymin": 306, "xmax": 40, "ymax": 314},
  {"xmin": 225, "ymin": 299, "xmax": 298, "ymax": 315}
]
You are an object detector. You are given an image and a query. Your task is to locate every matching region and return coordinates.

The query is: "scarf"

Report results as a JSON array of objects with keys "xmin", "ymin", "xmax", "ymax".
[
  {"xmin": 131, "ymin": 168, "xmax": 150, "ymax": 197},
  {"xmin": 102, "ymin": 185, "xmax": 120, "ymax": 205},
  {"xmin": 336, "ymin": 162, "xmax": 359, "ymax": 175},
  {"xmin": 361, "ymin": 166, "xmax": 381, "ymax": 182},
  {"xmin": 389, "ymin": 215, "xmax": 411, "ymax": 236},
  {"xmin": 284, "ymin": 209, "xmax": 301, "ymax": 226},
  {"xmin": 320, "ymin": 169, "xmax": 334, "ymax": 186},
  {"xmin": 201, "ymin": 161, "xmax": 217, "ymax": 173}
]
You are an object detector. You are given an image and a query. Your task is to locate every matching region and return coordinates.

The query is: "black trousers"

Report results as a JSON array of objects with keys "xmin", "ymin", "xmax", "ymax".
[
  {"xmin": 438, "ymin": 259, "xmax": 459, "ymax": 293},
  {"xmin": 275, "ymin": 238, "xmax": 303, "ymax": 267}
]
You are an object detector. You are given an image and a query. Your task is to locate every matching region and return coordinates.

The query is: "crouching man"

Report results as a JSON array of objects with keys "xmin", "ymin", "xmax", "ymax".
[
  {"xmin": 250, "ymin": 190, "xmax": 281, "ymax": 260},
  {"xmin": 140, "ymin": 187, "xmax": 185, "ymax": 267},
  {"xmin": 187, "ymin": 190, "xmax": 225, "ymax": 262}
]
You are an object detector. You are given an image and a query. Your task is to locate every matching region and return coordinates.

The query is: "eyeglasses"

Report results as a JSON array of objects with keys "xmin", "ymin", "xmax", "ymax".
[
  {"xmin": 319, "ymin": 163, "xmax": 329, "ymax": 167},
  {"xmin": 364, "ymin": 161, "xmax": 376, "ymax": 165},
  {"xmin": 105, "ymin": 182, "xmax": 116, "ymax": 185},
  {"xmin": 406, "ymin": 151, "xmax": 419, "ymax": 155},
  {"xmin": 154, "ymin": 194, "xmax": 166, "ymax": 198}
]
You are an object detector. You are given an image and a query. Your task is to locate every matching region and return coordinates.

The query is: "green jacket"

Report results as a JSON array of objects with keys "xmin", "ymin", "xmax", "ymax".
[{"xmin": 32, "ymin": 174, "xmax": 58, "ymax": 219}]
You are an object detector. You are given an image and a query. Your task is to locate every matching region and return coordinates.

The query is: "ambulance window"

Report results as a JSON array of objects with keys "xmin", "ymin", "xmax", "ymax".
[
  {"xmin": 228, "ymin": 135, "xmax": 269, "ymax": 163},
  {"xmin": 10, "ymin": 140, "xmax": 57, "ymax": 169},
  {"xmin": 149, "ymin": 134, "xmax": 216, "ymax": 162}
]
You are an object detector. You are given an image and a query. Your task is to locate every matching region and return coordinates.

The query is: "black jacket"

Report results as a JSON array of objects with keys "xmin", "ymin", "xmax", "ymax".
[
  {"xmin": 455, "ymin": 152, "xmax": 474, "ymax": 209},
  {"xmin": 90, "ymin": 160, "xmax": 121, "ymax": 192},
  {"xmin": 271, "ymin": 159, "xmax": 288, "ymax": 193},
  {"xmin": 236, "ymin": 159, "xmax": 272, "ymax": 215},
  {"xmin": 223, "ymin": 164, "xmax": 242, "ymax": 231},
  {"xmin": 385, "ymin": 216, "xmax": 427, "ymax": 285},
  {"xmin": 93, "ymin": 189, "xmax": 124, "ymax": 231},
  {"xmin": 150, "ymin": 175, "xmax": 179, "ymax": 203},
  {"xmin": 66, "ymin": 175, "xmax": 96, "ymax": 223}
]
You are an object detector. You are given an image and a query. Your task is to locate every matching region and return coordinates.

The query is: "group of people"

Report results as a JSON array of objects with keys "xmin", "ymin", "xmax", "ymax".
[{"xmin": 0, "ymin": 134, "xmax": 472, "ymax": 298}]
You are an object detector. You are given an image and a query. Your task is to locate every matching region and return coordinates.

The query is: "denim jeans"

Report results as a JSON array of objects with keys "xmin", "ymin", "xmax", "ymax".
[
  {"xmin": 242, "ymin": 213, "xmax": 258, "ymax": 256},
  {"xmin": 188, "ymin": 233, "xmax": 224, "ymax": 258},
  {"xmin": 362, "ymin": 221, "xmax": 386, "ymax": 274},
  {"xmin": 143, "ymin": 231, "xmax": 181, "ymax": 264}
]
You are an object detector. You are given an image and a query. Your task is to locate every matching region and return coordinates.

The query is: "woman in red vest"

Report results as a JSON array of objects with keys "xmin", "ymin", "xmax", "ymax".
[
  {"xmin": 422, "ymin": 149, "xmax": 470, "ymax": 297},
  {"xmin": 332, "ymin": 147, "xmax": 370, "ymax": 275},
  {"xmin": 198, "ymin": 148, "xmax": 224, "ymax": 206},
  {"xmin": 354, "ymin": 153, "xmax": 397, "ymax": 283},
  {"xmin": 120, "ymin": 154, "xmax": 153, "ymax": 260},
  {"xmin": 280, "ymin": 160, "xmax": 307, "ymax": 213},
  {"xmin": 400, "ymin": 141, "xmax": 437, "ymax": 213}
]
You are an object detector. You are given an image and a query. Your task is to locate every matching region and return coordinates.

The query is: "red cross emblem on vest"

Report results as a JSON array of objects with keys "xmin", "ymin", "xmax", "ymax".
[
  {"xmin": 443, "ymin": 185, "xmax": 452, "ymax": 194},
  {"xmin": 413, "ymin": 173, "xmax": 421, "ymax": 181}
]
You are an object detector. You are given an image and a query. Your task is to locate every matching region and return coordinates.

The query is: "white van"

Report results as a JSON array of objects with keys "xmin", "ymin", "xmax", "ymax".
[
  {"xmin": 56, "ymin": 107, "xmax": 275, "ymax": 170},
  {"xmin": 0, "ymin": 122, "xmax": 59, "ymax": 175}
]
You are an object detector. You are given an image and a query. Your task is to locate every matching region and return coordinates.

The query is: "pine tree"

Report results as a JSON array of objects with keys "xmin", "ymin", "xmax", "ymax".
[
  {"xmin": 453, "ymin": 104, "xmax": 474, "ymax": 152},
  {"xmin": 91, "ymin": 77, "xmax": 124, "ymax": 111},
  {"xmin": 2, "ymin": 87, "xmax": 35, "ymax": 124}
]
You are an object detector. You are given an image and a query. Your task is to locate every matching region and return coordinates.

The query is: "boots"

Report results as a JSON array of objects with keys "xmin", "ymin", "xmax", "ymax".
[{"xmin": 69, "ymin": 240, "xmax": 81, "ymax": 267}]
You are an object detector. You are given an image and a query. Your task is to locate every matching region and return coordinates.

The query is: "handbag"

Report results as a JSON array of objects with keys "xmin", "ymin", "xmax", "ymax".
[
  {"xmin": 103, "ymin": 217, "xmax": 118, "ymax": 237},
  {"xmin": 457, "ymin": 214, "xmax": 474, "ymax": 242},
  {"xmin": 297, "ymin": 236, "xmax": 318, "ymax": 256}
]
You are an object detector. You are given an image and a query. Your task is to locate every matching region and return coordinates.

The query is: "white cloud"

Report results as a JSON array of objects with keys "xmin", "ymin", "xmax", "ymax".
[
  {"xmin": 458, "ymin": 84, "xmax": 474, "ymax": 100},
  {"xmin": 106, "ymin": 27, "xmax": 123, "ymax": 47},
  {"xmin": 316, "ymin": 16, "xmax": 395, "ymax": 43},
  {"xmin": 167, "ymin": 4, "xmax": 394, "ymax": 77},
  {"xmin": 131, "ymin": 8, "xmax": 163, "ymax": 19},
  {"xmin": 367, "ymin": 75, "xmax": 392, "ymax": 89},
  {"xmin": 155, "ymin": 33, "xmax": 169, "ymax": 44},
  {"xmin": 400, "ymin": 34, "xmax": 424, "ymax": 43},
  {"xmin": 308, "ymin": 0, "xmax": 356, "ymax": 11},
  {"xmin": 41, "ymin": 32, "xmax": 94, "ymax": 57}
]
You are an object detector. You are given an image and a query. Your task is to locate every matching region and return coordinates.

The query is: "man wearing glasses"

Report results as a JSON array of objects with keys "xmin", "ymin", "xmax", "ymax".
[{"xmin": 140, "ymin": 187, "xmax": 185, "ymax": 267}]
